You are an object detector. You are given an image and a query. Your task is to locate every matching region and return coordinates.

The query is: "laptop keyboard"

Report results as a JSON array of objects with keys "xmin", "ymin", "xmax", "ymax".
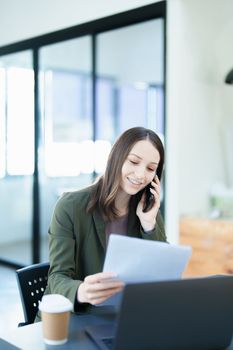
[{"xmin": 102, "ymin": 337, "xmax": 114, "ymax": 349}]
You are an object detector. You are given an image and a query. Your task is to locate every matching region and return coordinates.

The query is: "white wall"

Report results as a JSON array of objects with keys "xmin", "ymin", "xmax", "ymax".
[
  {"xmin": 166, "ymin": 0, "xmax": 233, "ymax": 223},
  {"xmin": 165, "ymin": 0, "xmax": 182, "ymax": 243}
]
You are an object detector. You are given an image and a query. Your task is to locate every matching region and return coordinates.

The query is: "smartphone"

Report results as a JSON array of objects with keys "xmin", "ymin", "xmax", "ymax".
[{"xmin": 142, "ymin": 180, "xmax": 155, "ymax": 213}]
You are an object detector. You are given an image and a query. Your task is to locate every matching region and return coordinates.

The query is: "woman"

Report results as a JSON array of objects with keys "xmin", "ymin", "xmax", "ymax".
[{"xmin": 44, "ymin": 127, "xmax": 166, "ymax": 312}]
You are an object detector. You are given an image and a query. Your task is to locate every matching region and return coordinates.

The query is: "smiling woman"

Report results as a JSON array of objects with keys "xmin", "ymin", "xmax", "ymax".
[
  {"xmin": 122, "ymin": 140, "xmax": 161, "ymax": 216},
  {"xmin": 87, "ymin": 127, "xmax": 164, "ymax": 221},
  {"xmin": 121, "ymin": 140, "xmax": 160, "ymax": 192},
  {"xmin": 36, "ymin": 126, "xmax": 166, "ymax": 319}
]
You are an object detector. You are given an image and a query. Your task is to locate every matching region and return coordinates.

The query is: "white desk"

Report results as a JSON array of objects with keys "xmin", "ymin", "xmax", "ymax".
[
  {"xmin": 2, "ymin": 322, "xmax": 43, "ymax": 350},
  {"xmin": 2, "ymin": 308, "xmax": 116, "ymax": 350}
]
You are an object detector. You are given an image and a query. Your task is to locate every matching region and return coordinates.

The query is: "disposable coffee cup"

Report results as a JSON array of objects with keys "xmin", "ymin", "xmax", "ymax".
[{"xmin": 39, "ymin": 294, "xmax": 73, "ymax": 345}]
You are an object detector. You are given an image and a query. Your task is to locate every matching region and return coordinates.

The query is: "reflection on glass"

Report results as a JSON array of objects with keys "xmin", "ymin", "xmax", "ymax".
[
  {"xmin": 39, "ymin": 37, "xmax": 93, "ymax": 261},
  {"xmin": 94, "ymin": 140, "xmax": 111, "ymax": 174},
  {"xmin": 7, "ymin": 68, "xmax": 34, "ymax": 175},
  {"xmin": 0, "ymin": 51, "xmax": 33, "ymax": 265},
  {"xmin": 0, "ymin": 68, "xmax": 6, "ymax": 178},
  {"xmin": 42, "ymin": 69, "xmax": 93, "ymax": 177},
  {"xmin": 96, "ymin": 77, "xmax": 116, "ymax": 142},
  {"xmin": 147, "ymin": 86, "xmax": 164, "ymax": 133},
  {"xmin": 96, "ymin": 18, "xmax": 164, "ymax": 147}
]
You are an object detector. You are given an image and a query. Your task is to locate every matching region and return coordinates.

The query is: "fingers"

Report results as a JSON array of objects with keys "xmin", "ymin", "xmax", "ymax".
[
  {"xmin": 85, "ymin": 286, "xmax": 124, "ymax": 305},
  {"xmin": 78, "ymin": 272, "xmax": 124, "ymax": 305},
  {"xmin": 85, "ymin": 272, "xmax": 117, "ymax": 284},
  {"xmin": 150, "ymin": 177, "xmax": 160, "ymax": 203},
  {"xmin": 150, "ymin": 175, "xmax": 160, "ymax": 195},
  {"xmin": 84, "ymin": 278, "xmax": 124, "ymax": 293}
]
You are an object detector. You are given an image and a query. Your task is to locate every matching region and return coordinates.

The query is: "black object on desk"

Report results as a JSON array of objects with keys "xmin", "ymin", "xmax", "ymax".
[{"xmin": 85, "ymin": 276, "xmax": 233, "ymax": 350}]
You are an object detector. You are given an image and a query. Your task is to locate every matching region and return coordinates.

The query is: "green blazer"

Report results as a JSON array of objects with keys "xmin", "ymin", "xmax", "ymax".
[{"xmin": 44, "ymin": 185, "xmax": 167, "ymax": 312}]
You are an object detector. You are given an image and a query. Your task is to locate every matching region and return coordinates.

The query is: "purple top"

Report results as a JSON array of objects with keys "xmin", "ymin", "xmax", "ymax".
[{"xmin": 105, "ymin": 213, "xmax": 128, "ymax": 245}]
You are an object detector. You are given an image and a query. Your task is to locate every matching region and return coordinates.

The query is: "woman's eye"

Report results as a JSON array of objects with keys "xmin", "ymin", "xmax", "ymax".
[
  {"xmin": 130, "ymin": 160, "xmax": 138, "ymax": 164},
  {"xmin": 148, "ymin": 168, "xmax": 155, "ymax": 172}
]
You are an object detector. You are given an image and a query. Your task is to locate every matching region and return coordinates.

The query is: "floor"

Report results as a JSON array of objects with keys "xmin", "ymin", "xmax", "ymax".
[
  {"xmin": 0, "ymin": 237, "xmax": 49, "ymax": 339},
  {"xmin": 0, "ymin": 265, "xmax": 24, "ymax": 338},
  {"xmin": 0, "ymin": 238, "xmax": 49, "ymax": 266}
]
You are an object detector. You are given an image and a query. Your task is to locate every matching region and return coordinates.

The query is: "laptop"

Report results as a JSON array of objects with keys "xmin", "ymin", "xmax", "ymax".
[{"xmin": 85, "ymin": 276, "xmax": 233, "ymax": 350}]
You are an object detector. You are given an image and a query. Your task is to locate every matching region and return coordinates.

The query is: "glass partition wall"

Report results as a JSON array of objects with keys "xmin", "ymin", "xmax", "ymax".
[
  {"xmin": 39, "ymin": 37, "xmax": 93, "ymax": 261},
  {"xmin": 96, "ymin": 19, "xmax": 164, "ymax": 141},
  {"xmin": 0, "ymin": 3, "xmax": 166, "ymax": 267},
  {"xmin": 0, "ymin": 51, "xmax": 34, "ymax": 265}
]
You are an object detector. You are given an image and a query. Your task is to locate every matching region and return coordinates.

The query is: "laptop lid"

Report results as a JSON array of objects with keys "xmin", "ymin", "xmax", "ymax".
[{"xmin": 86, "ymin": 276, "xmax": 233, "ymax": 350}]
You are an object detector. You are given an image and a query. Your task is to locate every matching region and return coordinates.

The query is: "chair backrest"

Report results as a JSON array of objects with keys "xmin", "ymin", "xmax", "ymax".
[{"xmin": 16, "ymin": 262, "xmax": 49, "ymax": 326}]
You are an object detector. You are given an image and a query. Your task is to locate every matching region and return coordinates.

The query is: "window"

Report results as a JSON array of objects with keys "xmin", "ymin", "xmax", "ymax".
[{"xmin": 0, "ymin": 2, "xmax": 166, "ymax": 265}]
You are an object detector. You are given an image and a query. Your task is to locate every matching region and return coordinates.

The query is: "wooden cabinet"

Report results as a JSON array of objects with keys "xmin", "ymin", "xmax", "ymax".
[{"xmin": 179, "ymin": 217, "xmax": 233, "ymax": 277}]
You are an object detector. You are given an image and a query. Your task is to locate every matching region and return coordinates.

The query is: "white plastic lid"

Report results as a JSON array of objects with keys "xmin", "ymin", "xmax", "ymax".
[{"xmin": 39, "ymin": 294, "xmax": 73, "ymax": 313}]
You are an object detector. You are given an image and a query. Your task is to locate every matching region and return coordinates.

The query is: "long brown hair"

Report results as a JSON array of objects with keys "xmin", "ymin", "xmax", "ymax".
[{"xmin": 86, "ymin": 127, "xmax": 164, "ymax": 221}]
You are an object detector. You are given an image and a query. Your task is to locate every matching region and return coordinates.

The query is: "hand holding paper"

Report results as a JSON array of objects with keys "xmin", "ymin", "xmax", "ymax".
[
  {"xmin": 103, "ymin": 235, "xmax": 192, "ymax": 283},
  {"xmin": 99, "ymin": 235, "xmax": 192, "ymax": 306}
]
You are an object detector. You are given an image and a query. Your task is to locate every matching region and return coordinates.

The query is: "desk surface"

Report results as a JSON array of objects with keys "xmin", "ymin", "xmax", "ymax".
[
  {"xmin": 2, "ymin": 306, "xmax": 233, "ymax": 350},
  {"xmin": 2, "ymin": 307, "xmax": 116, "ymax": 350}
]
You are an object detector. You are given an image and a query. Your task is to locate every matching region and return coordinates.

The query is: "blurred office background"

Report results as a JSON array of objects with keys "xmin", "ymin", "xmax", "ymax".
[{"xmin": 0, "ymin": 0, "xmax": 233, "ymax": 332}]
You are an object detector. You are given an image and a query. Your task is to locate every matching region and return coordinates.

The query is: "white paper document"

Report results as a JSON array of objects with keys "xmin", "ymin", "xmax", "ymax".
[{"xmin": 103, "ymin": 234, "xmax": 192, "ymax": 283}]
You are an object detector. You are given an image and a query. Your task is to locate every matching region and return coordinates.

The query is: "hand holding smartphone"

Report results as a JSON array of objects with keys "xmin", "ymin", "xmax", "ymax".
[{"xmin": 142, "ymin": 175, "xmax": 156, "ymax": 213}]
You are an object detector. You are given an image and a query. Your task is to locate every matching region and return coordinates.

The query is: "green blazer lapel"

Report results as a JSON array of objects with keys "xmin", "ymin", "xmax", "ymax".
[{"xmin": 92, "ymin": 209, "xmax": 106, "ymax": 251}]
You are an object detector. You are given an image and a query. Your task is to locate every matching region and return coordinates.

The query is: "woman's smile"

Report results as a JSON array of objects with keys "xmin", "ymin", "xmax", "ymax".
[{"xmin": 127, "ymin": 177, "xmax": 143, "ymax": 186}]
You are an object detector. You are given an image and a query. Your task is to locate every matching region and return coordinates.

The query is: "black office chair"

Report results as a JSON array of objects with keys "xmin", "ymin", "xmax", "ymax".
[{"xmin": 16, "ymin": 262, "xmax": 50, "ymax": 326}]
